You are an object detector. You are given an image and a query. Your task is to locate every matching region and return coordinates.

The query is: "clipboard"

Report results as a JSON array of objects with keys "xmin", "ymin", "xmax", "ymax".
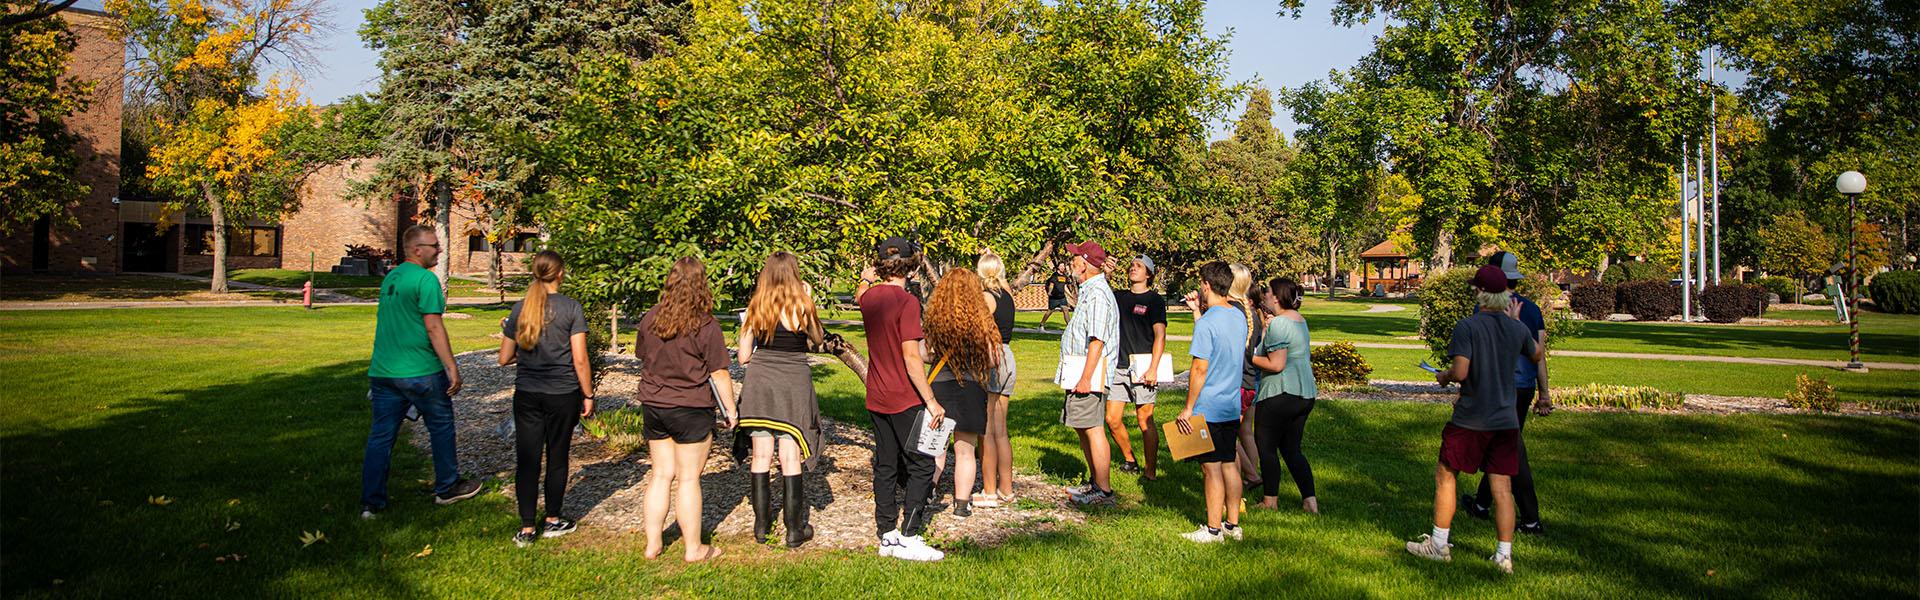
[
  {"xmin": 1417, "ymin": 361, "xmax": 1442, "ymax": 375},
  {"xmin": 1161, "ymin": 415, "xmax": 1214, "ymax": 461},
  {"xmin": 1058, "ymin": 354, "xmax": 1110, "ymax": 390},
  {"xmin": 1128, "ymin": 353, "xmax": 1175, "ymax": 384}
]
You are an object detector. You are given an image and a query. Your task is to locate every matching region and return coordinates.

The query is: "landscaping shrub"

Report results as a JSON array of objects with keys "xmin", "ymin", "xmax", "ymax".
[
  {"xmin": 1785, "ymin": 374, "xmax": 1837, "ymax": 411},
  {"xmin": 1746, "ymin": 284, "xmax": 1770, "ymax": 317},
  {"xmin": 1557, "ymin": 384, "xmax": 1684, "ymax": 411},
  {"xmin": 1615, "ymin": 280, "xmax": 1680, "ymax": 321},
  {"xmin": 1310, "ymin": 341, "xmax": 1373, "ymax": 386},
  {"xmin": 1755, "ymin": 275, "xmax": 1797, "ymax": 303},
  {"xmin": 1601, "ymin": 261, "xmax": 1667, "ymax": 284},
  {"xmin": 1416, "ymin": 267, "xmax": 1476, "ymax": 361},
  {"xmin": 1569, "ymin": 283, "xmax": 1616, "ymax": 319},
  {"xmin": 1867, "ymin": 270, "xmax": 1920, "ymax": 314},
  {"xmin": 1699, "ymin": 283, "xmax": 1757, "ymax": 323}
]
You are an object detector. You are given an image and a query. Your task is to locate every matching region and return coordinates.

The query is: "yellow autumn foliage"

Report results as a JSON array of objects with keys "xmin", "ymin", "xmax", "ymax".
[{"xmin": 147, "ymin": 78, "xmax": 310, "ymax": 204}]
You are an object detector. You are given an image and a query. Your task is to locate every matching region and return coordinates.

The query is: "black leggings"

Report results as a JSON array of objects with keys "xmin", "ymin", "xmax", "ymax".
[
  {"xmin": 1473, "ymin": 387, "xmax": 1540, "ymax": 523},
  {"xmin": 514, "ymin": 389, "xmax": 583, "ymax": 528},
  {"xmin": 1254, "ymin": 393, "xmax": 1316, "ymax": 499}
]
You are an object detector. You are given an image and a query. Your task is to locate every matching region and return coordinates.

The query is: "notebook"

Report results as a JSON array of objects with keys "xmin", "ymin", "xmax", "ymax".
[
  {"xmin": 1057, "ymin": 355, "xmax": 1110, "ymax": 390},
  {"xmin": 1162, "ymin": 415, "xmax": 1214, "ymax": 461},
  {"xmin": 909, "ymin": 411, "xmax": 957, "ymax": 457},
  {"xmin": 1127, "ymin": 353, "xmax": 1175, "ymax": 384}
]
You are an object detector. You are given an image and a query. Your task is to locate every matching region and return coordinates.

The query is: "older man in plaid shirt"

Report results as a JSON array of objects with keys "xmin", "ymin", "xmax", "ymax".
[{"xmin": 1055, "ymin": 241, "xmax": 1121, "ymax": 505}]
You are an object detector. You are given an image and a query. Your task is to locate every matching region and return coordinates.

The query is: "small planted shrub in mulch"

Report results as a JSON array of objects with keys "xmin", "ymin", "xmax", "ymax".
[
  {"xmin": 1310, "ymin": 341, "xmax": 1373, "ymax": 386},
  {"xmin": 1699, "ymin": 283, "xmax": 1758, "ymax": 323},
  {"xmin": 1615, "ymin": 280, "xmax": 1680, "ymax": 321},
  {"xmin": 1557, "ymin": 384, "xmax": 1684, "ymax": 411},
  {"xmin": 1785, "ymin": 374, "xmax": 1837, "ymax": 411}
]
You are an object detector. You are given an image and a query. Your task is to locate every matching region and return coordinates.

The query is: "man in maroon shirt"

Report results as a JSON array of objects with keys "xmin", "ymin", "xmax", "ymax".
[{"xmin": 855, "ymin": 236, "xmax": 948, "ymax": 562}]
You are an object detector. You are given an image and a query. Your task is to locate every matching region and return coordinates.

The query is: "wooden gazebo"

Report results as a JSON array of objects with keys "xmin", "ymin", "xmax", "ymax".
[{"xmin": 1359, "ymin": 240, "xmax": 1421, "ymax": 295}]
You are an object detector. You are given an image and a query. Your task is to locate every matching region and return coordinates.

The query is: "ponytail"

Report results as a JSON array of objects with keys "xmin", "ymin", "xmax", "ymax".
[{"xmin": 515, "ymin": 250, "xmax": 566, "ymax": 350}]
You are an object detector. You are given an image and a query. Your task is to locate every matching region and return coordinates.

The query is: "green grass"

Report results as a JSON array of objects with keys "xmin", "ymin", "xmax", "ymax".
[
  {"xmin": 0, "ymin": 274, "xmax": 215, "ymax": 302},
  {"xmin": 2, "ymin": 306, "xmax": 1916, "ymax": 597}
]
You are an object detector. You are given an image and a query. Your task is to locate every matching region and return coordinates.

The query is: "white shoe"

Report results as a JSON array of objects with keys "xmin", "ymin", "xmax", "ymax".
[
  {"xmin": 1180, "ymin": 527, "xmax": 1223, "ymax": 544},
  {"xmin": 1489, "ymin": 552, "xmax": 1514, "ymax": 574},
  {"xmin": 1405, "ymin": 534, "xmax": 1452, "ymax": 562},
  {"xmin": 1222, "ymin": 524, "xmax": 1244, "ymax": 541},
  {"xmin": 974, "ymin": 493, "xmax": 1001, "ymax": 509},
  {"xmin": 891, "ymin": 534, "xmax": 945, "ymax": 561}
]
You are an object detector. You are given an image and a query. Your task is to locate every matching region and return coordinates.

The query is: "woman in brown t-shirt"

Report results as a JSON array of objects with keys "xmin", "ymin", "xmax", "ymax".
[{"xmin": 635, "ymin": 256, "xmax": 736, "ymax": 563}]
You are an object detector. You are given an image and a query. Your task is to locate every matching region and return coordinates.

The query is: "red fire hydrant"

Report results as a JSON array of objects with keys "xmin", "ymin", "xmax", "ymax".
[{"xmin": 303, "ymin": 281, "xmax": 313, "ymax": 309}]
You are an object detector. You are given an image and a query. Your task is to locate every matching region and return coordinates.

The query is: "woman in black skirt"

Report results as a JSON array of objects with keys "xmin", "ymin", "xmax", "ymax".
[
  {"xmin": 736, "ymin": 251, "xmax": 826, "ymax": 547},
  {"xmin": 923, "ymin": 268, "xmax": 1002, "ymax": 518},
  {"xmin": 497, "ymin": 250, "xmax": 592, "ymax": 548}
]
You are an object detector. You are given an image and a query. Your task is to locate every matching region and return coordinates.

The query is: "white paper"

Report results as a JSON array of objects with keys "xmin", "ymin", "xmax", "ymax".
[
  {"xmin": 1128, "ymin": 353, "xmax": 1175, "ymax": 384},
  {"xmin": 914, "ymin": 414, "xmax": 957, "ymax": 456},
  {"xmin": 1058, "ymin": 355, "xmax": 1110, "ymax": 390}
]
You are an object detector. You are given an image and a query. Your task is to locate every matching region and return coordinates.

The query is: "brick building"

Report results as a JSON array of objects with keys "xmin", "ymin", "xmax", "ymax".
[{"xmin": 0, "ymin": 7, "xmax": 123, "ymax": 274}]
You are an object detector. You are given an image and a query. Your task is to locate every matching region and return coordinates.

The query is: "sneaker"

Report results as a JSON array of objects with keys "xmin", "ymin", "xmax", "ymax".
[
  {"xmin": 973, "ymin": 494, "xmax": 1001, "ymax": 509},
  {"xmin": 1518, "ymin": 521, "xmax": 1545, "ymax": 536},
  {"xmin": 541, "ymin": 517, "xmax": 577, "ymax": 538},
  {"xmin": 1068, "ymin": 480, "xmax": 1095, "ymax": 495},
  {"xmin": 1489, "ymin": 552, "xmax": 1514, "ymax": 574},
  {"xmin": 953, "ymin": 501, "xmax": 972, "ymax": 519},
  {"xmin": 891, "ymin": 534, "xmax": 946, "ymax": 562},
  {"xmin": 434, "ymin": 479, "xmax": 483, "ymax": 505},
  {"xmin": 513, "ymin": 529, "xmax": 537, "ymax": 548},
  {"xmin": 1118, "ymin": 461, "xmax": 1142, "ymax": 474},
  {"xmin": 1181, "ymin": 526, "xmax": 1223, "ymax": 544},
  {"xmin": 878, "ymin": 531, "xmax": 903, "ymax": 558},
  {"xmin": 1404, "ymin": 534, "xmax": 1452, "ymax": 562},
  {"xmin": 1221, "ymin": 523, "xmax": 1244, "ymax": 541},
  {"xmin": 1460, "ymin": 494, "xmax": 1490, "ymax": 520},
  {"xmin": 1070, "ymin": 488, "xmax": 1116, "ymax": 506},
  {"xmin": 360, "ymin": 505, "xmax": 383, "ymax": 520}
]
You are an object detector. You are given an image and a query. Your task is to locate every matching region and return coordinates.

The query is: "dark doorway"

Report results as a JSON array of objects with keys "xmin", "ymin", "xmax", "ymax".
[
  {"xmin": 32, "ymin": 217, "xmax": 50, "ymax": 271},
  {"xmin": 122, "ymin": 223, "xmax": 171, "ymax": 272}
]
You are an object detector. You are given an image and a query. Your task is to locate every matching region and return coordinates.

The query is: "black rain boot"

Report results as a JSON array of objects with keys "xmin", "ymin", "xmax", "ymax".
[
  {"xmin": 784, "ymin": 474, "xmax": 815, "ymax": 548},
  {"xmin": 750, "ymin": 472, "xmax": 773, "ymax": 544}
]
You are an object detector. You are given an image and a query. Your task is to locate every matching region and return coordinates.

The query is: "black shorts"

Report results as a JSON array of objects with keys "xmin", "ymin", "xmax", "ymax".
[
  {"xmin": 1187, "ymin": 420, "xmax": 1241, "ymax": 464},
  {"xmin": 642, "ymin": 404, "xmax": 715, "ymax": 443},
  {"xmin": 1048, "ymin": 297, "xmax": 1071, "ymax": 310}
]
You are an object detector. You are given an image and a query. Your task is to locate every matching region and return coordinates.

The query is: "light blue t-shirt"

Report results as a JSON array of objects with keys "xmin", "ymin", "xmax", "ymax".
[{"xmin": 1189, "ymin": 304, "xmax": 1248, "ymax": 424}]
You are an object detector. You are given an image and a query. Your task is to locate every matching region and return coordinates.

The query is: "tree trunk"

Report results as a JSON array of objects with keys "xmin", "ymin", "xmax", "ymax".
[
  {"xmin": 1433, "ymin": 228, "xmax": 1455, "ymax": 270},
  {"xmin": 489, "ymin": 240, "xmax": 502, "ymax": 303},
  {"xmin": 204, "ymin": 183, "xmax": 229, "ymax": 294},
  {"xmin": 432, "ymin": 179, "xmax": 452, "ymax": 288},
  {"xmin": 1596, "ymin": 254, "xmax": 1610, "ymax": 280},
  {"xmin": 1010, "ymin": 237, "xmax": 1064, "ymax": 291}
]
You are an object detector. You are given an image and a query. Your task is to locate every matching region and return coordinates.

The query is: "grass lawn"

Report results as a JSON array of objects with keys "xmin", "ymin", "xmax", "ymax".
[{"xmin": 2, "ymin": 306, "xmax": 1916, "ymax": 597}]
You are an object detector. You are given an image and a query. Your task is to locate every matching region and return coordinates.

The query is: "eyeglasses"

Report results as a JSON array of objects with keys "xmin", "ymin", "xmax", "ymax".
[{"xmin": 414, "ymin": 243, "xmax": 440, "ymax": 249}]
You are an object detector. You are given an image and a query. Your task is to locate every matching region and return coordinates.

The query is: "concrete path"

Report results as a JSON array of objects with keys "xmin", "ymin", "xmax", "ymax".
[{"xmin": 1363, "ymin": 304, "xmax": 1408, "ymax": 313}]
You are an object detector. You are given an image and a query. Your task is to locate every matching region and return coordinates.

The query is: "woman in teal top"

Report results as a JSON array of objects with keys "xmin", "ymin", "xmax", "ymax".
[{"xmin": 1248, "ymin": 277, "xmax": 1319, "ymax": 513}]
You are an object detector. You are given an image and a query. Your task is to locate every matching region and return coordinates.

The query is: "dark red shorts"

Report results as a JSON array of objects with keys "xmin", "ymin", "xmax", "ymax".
[
  {"xmin": 1438, "ymin": 424, "xmax": 1520, "ymax": 476},
  {"xmin": 1240, "ymin": 388, "xmax": 1255, "ymax": 414}
]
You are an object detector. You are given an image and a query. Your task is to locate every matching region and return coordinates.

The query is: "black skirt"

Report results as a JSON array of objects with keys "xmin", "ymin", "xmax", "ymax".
[{"xmin": 931, "ymin": 377, "xmax": 988, "ymax": 434}]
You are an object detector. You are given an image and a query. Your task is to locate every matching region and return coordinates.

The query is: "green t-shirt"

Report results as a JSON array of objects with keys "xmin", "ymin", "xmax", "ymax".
[
  {"xmin": 1254, "ymin": 316, "xmax": 1318, "ymax": 401},
  {"xmin": 369, "ymin": 262, "xmax": 448, "ymax": 378}
]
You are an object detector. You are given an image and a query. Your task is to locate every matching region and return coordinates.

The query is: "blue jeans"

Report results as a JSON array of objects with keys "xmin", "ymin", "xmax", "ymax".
[{"xmin": 361, "ymin": 371, "xmax": 460, "ymax": 509}]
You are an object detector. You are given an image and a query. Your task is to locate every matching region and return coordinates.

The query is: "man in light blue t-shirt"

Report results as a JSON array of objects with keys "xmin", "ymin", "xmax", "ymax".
[{"xmin": 1176, "ymin": 261, "xmax": 1248, "ymax": 544}]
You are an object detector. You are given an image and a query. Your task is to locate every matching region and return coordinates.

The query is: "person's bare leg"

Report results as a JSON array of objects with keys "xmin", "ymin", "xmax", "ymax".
[
  {"xmin": 1225, "ymin": 461, "xmax": 1244, "ymax": 526},
  {"xmin": 750, "ymin": 435, "xmax": 774, "ymax": 473},
  {"xmin": 990, "ymin": 395, "xmax": 1013, "ymax": 498},
  {"xmin": 641, "ymin": 439, "xmax": 678, "ymax": 559},
  {"xmin": 1432, "ymin": 463, "xmax": 1458, "ymax": 530},
  {"xmin": 1491, "ymin": 474, "xmax": 1515, "ymax": 543},
  {"xmin": 1082, "ymin": 426, "xmax": 1111, "ymax": 491},
  {"xmin": 1104, "ymin": 400, "xmax": 1135, "ymax": 464},
  {"xmin": 1236, "ymin": 408, "xmax": 1260, "ymax": 482},
  {"xmin": 1201, "ymin": 462, "xmax": 1225, "ymax": 529},
  {"xmin": 677, "ymin": 438, "xmax": 720, "ymax": 562},
  {"xmin": 777, "ymin": 437, "xmax": 802, "ymax": 477},
  {"xmin": 981, "ymin": 394, "xmax": 1001, "ymax": 497},
  {"xmin": 1136, "ymin": 403, "xmax": 1158, "ymax": 479},
  {"xmin": 953, "ymin": 433, "xmax": 979, "ymax": 503}
]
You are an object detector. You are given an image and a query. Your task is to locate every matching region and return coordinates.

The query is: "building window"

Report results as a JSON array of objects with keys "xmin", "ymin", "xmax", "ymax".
[
  {"xmin": 468, "ymin": 234, "xmax": 489, "ymax": 253},
  {"xmin": 185, "ymin": 225, "xmax": 281, "ymax": 258},
  {"xmin": 491, "ymin": 232, "xmax": 541, "ymax": 253}
]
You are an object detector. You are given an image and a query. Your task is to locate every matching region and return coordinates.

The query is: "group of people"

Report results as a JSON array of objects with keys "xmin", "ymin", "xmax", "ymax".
[{"xmin": 355, "ymin": 224, "xmax": 1552, "ymax": 572}]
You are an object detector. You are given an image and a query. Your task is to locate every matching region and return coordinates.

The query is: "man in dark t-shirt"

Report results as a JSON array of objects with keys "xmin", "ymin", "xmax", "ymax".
[
  {"xmin": 1106, "ymin": 255, "xmax": 1167, "ymax": 479},
  {"xmin": 855, "ymin": 236, "xmax": 946, "ymax": 562},
  {"xmin": 1039, "ymin": 262, "xmax": 1075, "ymax": 331}
]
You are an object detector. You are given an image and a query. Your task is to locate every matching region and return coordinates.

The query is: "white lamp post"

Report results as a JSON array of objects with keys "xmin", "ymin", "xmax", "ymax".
[{"xmin": 1836, "ymin": 170, "xmax": 1867, "ymax": 371}]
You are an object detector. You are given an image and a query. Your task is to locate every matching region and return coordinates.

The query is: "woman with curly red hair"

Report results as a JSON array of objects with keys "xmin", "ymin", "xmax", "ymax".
[{"xmin": 924, "ymin": 267, "xmax": 1001, "ymax": 518}]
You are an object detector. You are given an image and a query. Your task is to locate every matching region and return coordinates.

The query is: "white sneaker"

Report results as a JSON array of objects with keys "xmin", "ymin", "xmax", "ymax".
[
  {"xmin": 1405, "ymin": 534, "xmax": 1452, "ymax": 562},
  {"xmin": 1222, "ymin": 524, "xmax": 1244, "ymax": 541},
  {"xmin": 878, "ymin": 530, "xmax": 902, "ymax": 558},
  {"xmin": 1180, "ymin": 527, "xmax": 1223, "ymax": 544},
  {"xmin": 891, "ymin": 534, "xmax": 945, "ymax": 561},
  {"xmin": 1489, "ymin": 552, "xmax": 1514, "ymax": 574}
]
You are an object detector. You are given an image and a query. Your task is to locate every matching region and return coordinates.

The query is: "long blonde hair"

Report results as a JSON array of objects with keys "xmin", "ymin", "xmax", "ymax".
[
  {"xmin": 515, "ymin": 251, "xmax": 565, "ymax": 350},
  {"xmin": 1229, "ymin": 263, "xmax": 1256, "ymax": 346},
  {"xmin": 975, "ymin": 250, "xmax": 1011, "ymax": 293},
  {"xmin": 744, "ymin": 251, "xmax": 820, "ymax": 343},
  {"xmin": 925, "ymin": 268, "xmax": 1000, "ymax": 381}
]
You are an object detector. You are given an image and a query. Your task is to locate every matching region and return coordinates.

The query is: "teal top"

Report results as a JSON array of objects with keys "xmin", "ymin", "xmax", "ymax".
[{"xmin": 1254, "ymin": 316, "xmax": 1317, "ymax": 400}]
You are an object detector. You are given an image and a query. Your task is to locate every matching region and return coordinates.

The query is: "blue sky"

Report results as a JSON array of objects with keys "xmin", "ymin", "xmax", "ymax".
[{"xmin": 293, "ymin": 0, "xmax": 1381, "ymax": 140}]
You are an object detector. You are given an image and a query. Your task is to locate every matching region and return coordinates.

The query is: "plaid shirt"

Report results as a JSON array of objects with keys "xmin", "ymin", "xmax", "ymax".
[{"xmin": 1055, "ymin": 274, "xmax": 1121, "ymax": 388}]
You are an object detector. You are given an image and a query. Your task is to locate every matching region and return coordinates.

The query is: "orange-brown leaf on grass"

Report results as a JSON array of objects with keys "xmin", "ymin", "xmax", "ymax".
[
  {"xmin": 412, "ymin": 544, "xmax": 433, "ymax": 559},
  {"xmin": 148, "ymin": 495, "xmax": 174, "ymax": 506},
  {"xmin": 298, "ymin": 530, "xmax": 326, "ymax": 548}
]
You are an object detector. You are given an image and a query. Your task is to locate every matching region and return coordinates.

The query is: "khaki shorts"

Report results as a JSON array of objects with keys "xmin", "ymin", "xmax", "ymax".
[
  {"xmin": 1061, "ymin": 391, "xmax": 1106, "ymax": 429},
  {"xmin": 1107, "ymin": 381, "xmax": 1159, "ymax": 405}
]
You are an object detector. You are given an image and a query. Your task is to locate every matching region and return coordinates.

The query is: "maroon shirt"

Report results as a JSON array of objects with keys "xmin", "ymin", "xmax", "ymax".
[
  {"xmin": 859, "ymin": 284, "xmax": 926, "ymax": 414},
  {"xmin": 634, "ymin": 309, "xmax": 730, "ymax": 409}
]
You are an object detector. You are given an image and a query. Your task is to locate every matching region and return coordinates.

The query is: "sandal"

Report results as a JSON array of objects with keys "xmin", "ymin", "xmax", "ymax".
[{"xmin": 974, "ymin": 493, "xmax": 1001, "ymax": 508}]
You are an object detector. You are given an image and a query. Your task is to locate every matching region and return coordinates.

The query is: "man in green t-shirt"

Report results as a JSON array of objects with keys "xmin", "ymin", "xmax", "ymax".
[{"xmin": 361, "ymin": 225, "xmax": 480, "ymax": 518}]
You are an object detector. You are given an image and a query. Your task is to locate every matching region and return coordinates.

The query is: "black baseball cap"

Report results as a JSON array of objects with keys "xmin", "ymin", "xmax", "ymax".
[{"xmin": 876, "ymin": 236, "xmax": 919, "ymax": 259}]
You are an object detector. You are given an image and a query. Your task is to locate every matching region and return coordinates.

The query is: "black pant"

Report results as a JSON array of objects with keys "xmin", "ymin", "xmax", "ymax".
[
  {"xmin": 1473, "ymin": 387, "xmax": 1540, "ymax": 523},
  {"xmin": 1254, "ymin": 393, "xmax": 1316, "ymax": 499},
  {"xmin": 870, "ymin": 407, "xmax": 935, "ymax": 538},
  {"xmin": 514, "ymin": 389, "xmax": 583, "ymax": 528}
]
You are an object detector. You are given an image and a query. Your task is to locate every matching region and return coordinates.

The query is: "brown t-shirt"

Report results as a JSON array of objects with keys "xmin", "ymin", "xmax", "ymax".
[
  {"xmin": 859, "ymin": 284, "xmax": 925, "ymax": 414},
  {"xmin": 634, "ymin": 309, "xmax": 730, "ymax": 408}
]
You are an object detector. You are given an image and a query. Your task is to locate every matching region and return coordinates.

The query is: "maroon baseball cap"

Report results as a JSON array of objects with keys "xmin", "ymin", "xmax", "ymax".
[
  {"xmin": 1066, "ymin": 241, "xmax": 1108, "ymax": 268},
  {"xmin": 1471, "ymin": 264, "xmax": 1510, "ymax": 293}
]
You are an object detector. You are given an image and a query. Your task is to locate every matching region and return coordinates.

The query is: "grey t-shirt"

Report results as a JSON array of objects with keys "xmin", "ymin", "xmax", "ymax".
[
  {"xmin": 1446, "ymin": 310, "xmax": 1535, "ymax": 431},
  {"xmin": 502, "ymin": 293, "xmax": 590, "ymax": 394}
]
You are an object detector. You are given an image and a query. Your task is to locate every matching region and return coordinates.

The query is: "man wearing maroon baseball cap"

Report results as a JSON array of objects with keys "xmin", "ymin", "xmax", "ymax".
[
  {"xmin": 1056, "ymin": 240, "xmax": 1121, "ymax": 505},
  {"xmin": 1405, "ymin": 264, "xmax": 1545, "ymax": 574}
]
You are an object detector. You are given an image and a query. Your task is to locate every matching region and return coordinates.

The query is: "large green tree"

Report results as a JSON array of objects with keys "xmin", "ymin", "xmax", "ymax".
[{"xmin": 1, "ymin": 2, "xmax": 93, "ymax": 233}]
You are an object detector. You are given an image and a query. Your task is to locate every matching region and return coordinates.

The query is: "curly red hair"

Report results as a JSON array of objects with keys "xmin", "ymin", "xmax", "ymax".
[{"xmin": 924, "ymin": 268, "xmax": 1000, "ymax": 382}]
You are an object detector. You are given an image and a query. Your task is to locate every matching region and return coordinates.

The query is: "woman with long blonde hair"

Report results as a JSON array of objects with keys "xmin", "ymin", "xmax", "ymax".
[
  {"xmin": 973, "ymin": 250, "xmax": 1017, "ymax": 506},
  {"xmin": 496, "ymin": 250, "xmax": 593, "ymax": 548},
  {"xmin": 635, "ymin": 256, "xmax": 736, "ymax": 563},
  {"xmin": 923, "ymin": 268, "xmax": 1001, "ymax": 518},
  {"xmin": 736, "ymin": 251, "xmax": 825, "ymax": 547},
  {"xmin": 1228, "ymin": 263, "xmax": 1262, "ymax": 488}
]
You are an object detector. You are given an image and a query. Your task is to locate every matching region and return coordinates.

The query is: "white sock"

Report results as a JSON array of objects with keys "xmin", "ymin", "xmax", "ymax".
[
  {"xmin": 1431, "ymin": 526, "xmax": 1450, "ymax": 545},
  {"xmin": 1496, "ymin": 541, "xmax": 1513, "ymax": 558}
]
